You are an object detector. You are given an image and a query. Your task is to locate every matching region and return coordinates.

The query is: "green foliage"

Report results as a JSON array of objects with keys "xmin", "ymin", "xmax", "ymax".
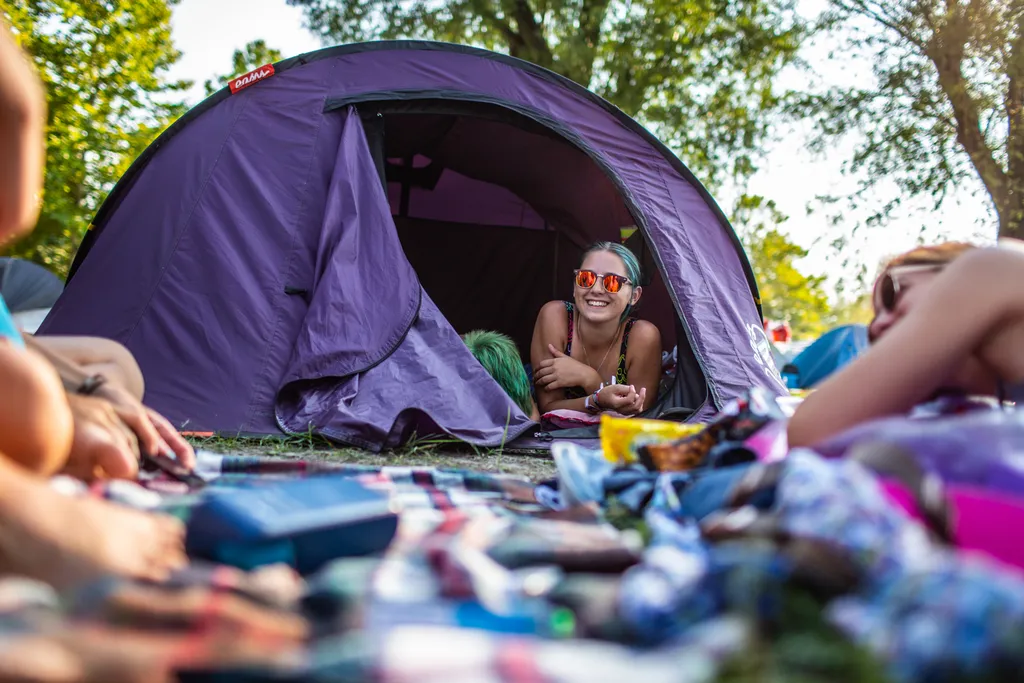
[
  {"xmin": 736, "ymin": 195, "xmax": 832, "ymax": 339},
  {"xmin": 203, "ymin": 39, "xmax": 283, "ymax": 95},
  {"xmin": 794, "ymin": 0, "xmax": 1024, "ymax": 238},
  {"xmin": 287, "ymin": 0, "xmax": 806, "ymax": 190},
  {"xmin": 0, "ymin": 0, "xmax": 189, "ymax": 275},
  {"xmin": 718, "ymin": 587, "xmax": 892, "ymax": 683},
  {"xmin": 830, "ymin": 291, "xmax": 875, "ymax": 329}
]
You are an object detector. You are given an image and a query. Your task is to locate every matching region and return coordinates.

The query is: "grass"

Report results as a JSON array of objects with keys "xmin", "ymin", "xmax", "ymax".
[{"xmin": 185, "ymin": 429, "xmax": 558, "ymax": 481}]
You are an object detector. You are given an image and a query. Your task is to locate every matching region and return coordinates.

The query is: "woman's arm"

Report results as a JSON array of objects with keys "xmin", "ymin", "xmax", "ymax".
[
  {"xmin": 531, "ymin": 301, "xmax": 591, "ymax": 414},
  {"xmin": 624, "ymin": 320, "xmax": 662, "ymax": 412},
  {"xmin": 530, "ymin": 302, "xmax": 652, "ymax": 415},
  {"xmin": 788, "ymin": 248, "xmax": 1024, "ymax": 447},
  {"xmin": 23, "ymin": 334, "xmax": 145, "ymax": 400}
]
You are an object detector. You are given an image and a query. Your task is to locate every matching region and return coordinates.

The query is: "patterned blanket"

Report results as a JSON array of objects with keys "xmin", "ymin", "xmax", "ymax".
[{"xmin": 10, "ymin": 407, "xmax": 1024, "ymax": 683}]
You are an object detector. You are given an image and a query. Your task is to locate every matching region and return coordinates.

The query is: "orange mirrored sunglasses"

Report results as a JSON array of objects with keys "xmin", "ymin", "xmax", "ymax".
[{"xmin": 574, "ymin": 269, "xmax": 631, "ymax": 293}]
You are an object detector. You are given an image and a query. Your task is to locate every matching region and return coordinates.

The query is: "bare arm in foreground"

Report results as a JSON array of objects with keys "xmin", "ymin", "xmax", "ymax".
[
  {"xmin": 788, "ymin": 247, "xmax": 1024, "ymax": 448},
  {"xmin": 0, "ymin": 20, "xmax": 45, "ymax": 240}
]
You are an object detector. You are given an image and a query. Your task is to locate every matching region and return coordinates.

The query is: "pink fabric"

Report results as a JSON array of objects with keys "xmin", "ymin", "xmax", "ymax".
[
  {"xmin": 748, "ymin": 420, "xmax": 789, "ymax": 463},
  {"xmin": 542, "ymin": 409, "xmax": 628, "ymax": 429},
  {"xmin": 880, "ymin": 479, "xmax": 1024, "ymax": 572}
]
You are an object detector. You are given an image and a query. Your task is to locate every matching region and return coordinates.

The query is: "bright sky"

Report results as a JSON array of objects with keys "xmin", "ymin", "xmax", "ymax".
[{"xmin": 167, "ymin": 0, "xmax": 997, "ymax": 299}]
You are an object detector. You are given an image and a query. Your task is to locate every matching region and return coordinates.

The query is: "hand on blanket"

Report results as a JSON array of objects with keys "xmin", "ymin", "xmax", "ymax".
[
  {"xmin": 534, "ymin": 344, "xmax": 603, "ymax": 392},
  {"xmin": 97, "ymin": 384, "xmax": 195, "ymax": 469},
  {"xmin": 64, "ymin": 388, "xmax": 196, "ymax": 481},
  {"xmin": 597, "ymin": 384, "xmax": 646, "ymax": 415}
]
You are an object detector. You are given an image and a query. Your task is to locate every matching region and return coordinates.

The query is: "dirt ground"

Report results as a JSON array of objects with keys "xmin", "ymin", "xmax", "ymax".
[{"xmin": 189, "ymin": 435, "xmax": 558, "ymax": 481}]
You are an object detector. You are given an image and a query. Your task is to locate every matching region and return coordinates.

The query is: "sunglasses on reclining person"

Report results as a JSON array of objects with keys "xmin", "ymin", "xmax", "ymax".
[
  {"xmin": 574, "ymin": 269, "xmax": 632, "ymax": 293},
  {"xmin": 875, "ymin": 263, "xmax": 946, "ymax": 313}
]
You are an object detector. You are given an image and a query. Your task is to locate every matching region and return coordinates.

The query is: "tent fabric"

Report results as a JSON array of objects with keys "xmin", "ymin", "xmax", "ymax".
[
  {"xmin": 275, "ymin": 109, "xmax": 534, "ymax": 447},
  {"xmin": 39, "ymin": 42, "xmax": 787, "ymax": 447},
  {"xmin": 782, "ymin": 325, "xmax": 869, "ymax": 390},
  {"xmin": 278, "ymin": 108, "xmax": 421, "ymax": 386},
  {"xmin": 0, "ymin": 258, "xmax": 63, "ymax": 313}
]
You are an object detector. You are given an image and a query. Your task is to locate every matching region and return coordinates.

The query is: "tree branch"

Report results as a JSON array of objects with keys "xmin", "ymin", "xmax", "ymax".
[
  {"xmin": 466, "ymin": 0, "xmax": 521, "ymax": 48},
  {"xmin": 838, "ymin": 0, "xmax": 925, "ymax": 48},
  {"xmin": 564, "ymin": 0, "xmax": 611, "ymax": 84},
  {"xmin": 506, "ymin": 0, "xmax": 553, "ymax": 68},
  {"xmin": 926, "ymin": 0, "xmax": 1009, "ymax": 218},
  {"xmin": 579, "ymin": 0, "xmax": 610, "ymax": 52},
  {"xmin": 1006, "ymin": 11, "xmax": 1024, "ymax": 187}
]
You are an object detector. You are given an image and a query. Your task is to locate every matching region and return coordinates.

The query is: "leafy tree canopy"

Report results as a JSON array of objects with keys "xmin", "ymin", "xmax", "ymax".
[
  {"xmin": 287, "ymin": 0, "xmax": 806, "ymax": 190},
  {"xmin": 794, "ymin": 0, "xmax": 1024, "ymax": 238},
  {"xmin": 736, "ymin": 195, "xmax": 833, "ymax": 339},
  {"xmin": 1, "ymin": 0, "xmax": 189, "ymax": 275}
]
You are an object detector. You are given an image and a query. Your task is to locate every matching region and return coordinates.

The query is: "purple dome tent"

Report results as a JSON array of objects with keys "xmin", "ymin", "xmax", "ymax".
[{"xmin": 40, "ymin": 41, "xmax": 786, "ymax": 450}]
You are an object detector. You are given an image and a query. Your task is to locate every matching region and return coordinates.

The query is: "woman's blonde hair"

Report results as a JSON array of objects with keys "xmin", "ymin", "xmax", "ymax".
[
  {"xmin": 883, "ymin": 241, "xmax": 977, "ymax": 270},
  {"xmin": 868, "ymin": 242, "xmax": 979, "ymax": 343}
]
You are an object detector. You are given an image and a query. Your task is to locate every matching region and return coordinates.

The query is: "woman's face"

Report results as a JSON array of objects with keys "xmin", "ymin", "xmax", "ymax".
[
  {"xmin": 574, "ymin": 250, "xmax": 636, "ymax": 325},
  {"xmin": 868, "ymin": 265, "xmax": 943, "ymax": 342}
]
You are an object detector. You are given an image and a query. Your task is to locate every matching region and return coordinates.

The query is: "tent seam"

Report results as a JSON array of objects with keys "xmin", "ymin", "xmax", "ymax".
[
  {"xmin": 241, "ymin": 89, "xmax": 333, "ymax": 433},
  {"xmin": 653, "ymin": 162, "xmax": 726, "ymax": 409},
  {"xmin": 120, "ymin": 98, "xmax": 252, "ymax": 349}
]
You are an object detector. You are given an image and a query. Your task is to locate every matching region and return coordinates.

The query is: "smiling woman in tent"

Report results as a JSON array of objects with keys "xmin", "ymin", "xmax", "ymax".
[
  {"xmin": 531, "ymin": 242, "xmax": 663, "ymax": 416},
  {"xmin": 789, "ymin": 239, "xmax": 1024, "ymax": 447}
]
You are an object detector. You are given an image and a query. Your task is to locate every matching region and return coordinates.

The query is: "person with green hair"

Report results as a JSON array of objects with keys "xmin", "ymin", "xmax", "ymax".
[
  {"xmin": 462, "ymin": 329, "xmax": 540, "ymax": 421},
  {"xmin": 530, "ymin": 241, "xmax": 663, "ymax": 416}
]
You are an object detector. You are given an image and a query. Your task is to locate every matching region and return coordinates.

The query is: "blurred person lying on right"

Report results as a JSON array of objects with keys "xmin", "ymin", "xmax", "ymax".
[{"xmin": 789, "ymin": 240, "xmax": 1024, "ymax": 448}]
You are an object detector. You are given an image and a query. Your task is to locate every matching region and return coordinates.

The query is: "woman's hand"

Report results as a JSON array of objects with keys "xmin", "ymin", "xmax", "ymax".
[
  {"xmin": 97, "ymin": 384, "xmax": 195, "ymax": 468},
  {"xmin": 533, "ymin": 344, "xmax": 603, "ymax": 392},
  {"xmin": 63, "ymin": 387, "xmax": 197, "ymax": 481},
  {"xmin": 63, "ymin": 394, "xmax": 141, "ymax": 481},
  {"xmin": 597, "ymin": 384, "xmax": 646, "ymax": 415}
]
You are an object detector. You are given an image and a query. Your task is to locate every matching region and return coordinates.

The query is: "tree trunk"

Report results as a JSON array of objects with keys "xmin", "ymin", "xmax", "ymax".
[
  {"xmin": 998, "ymin": 174, "xmax": 1024, "ymax": 239},
  {"xmin": 927, "ymin": 1, "xmax": 1013, "ymax": 238},
  {"xmin": 1002, "ymin": 12, "xmax": 1024, "ymax": 239}
]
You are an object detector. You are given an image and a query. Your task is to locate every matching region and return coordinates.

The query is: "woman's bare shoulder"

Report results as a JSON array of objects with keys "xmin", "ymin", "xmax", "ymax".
[
  {"xmin": 626, "ymin": 320, "xmax": 662, "ymax": 365},
  {"xmin": 536, "ymin": 300, "xmax": 569, "ymax": 325},
  {"xmin": 629, "ymin": 319, "xmax": 662, "ymax": 347}
]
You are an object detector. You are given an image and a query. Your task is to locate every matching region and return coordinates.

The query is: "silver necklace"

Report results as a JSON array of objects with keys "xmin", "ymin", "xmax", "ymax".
[{"xmin": 576, "ymin": 311, "xmax": 620, "ymax": 379}]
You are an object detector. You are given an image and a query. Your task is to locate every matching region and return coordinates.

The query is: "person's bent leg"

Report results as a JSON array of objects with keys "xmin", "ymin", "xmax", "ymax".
[
  {"xmin": 0, "ymin": 341, "xmax": 73, "ymax": 476},
  {"xmin": 26, "ymin": 335, "xmax": 144, "ymax": 400},
  {"xmin": 0, "ymin": 454, "xmax": 186, "ymax": 590}
]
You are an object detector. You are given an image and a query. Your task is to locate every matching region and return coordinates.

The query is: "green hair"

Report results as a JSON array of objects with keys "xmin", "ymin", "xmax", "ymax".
[
  {"xmin": 581, "ymin": 241, "xmax": 643, "ymax": 321},
  {"xmin": 462, "ymin": 330, "xmax": 533, "ymax": 415}
]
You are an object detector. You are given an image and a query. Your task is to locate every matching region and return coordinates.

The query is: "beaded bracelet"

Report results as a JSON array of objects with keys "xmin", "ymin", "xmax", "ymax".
[{"xmin": 586, "ymin": 383, "xmax": 605, "ymax": 414}]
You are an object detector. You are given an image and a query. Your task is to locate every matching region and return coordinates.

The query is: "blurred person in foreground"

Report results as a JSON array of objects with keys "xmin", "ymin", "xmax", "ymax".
[
  {"xmin": 0, "ymin": 21, "xmax": 192, "ymax": 481},
  {"xmin": 789, "ymin": 240, "xmax": 1024, "ymax": 447},
  {"xmin": 0, "ymin": 18, "xmax": 188, "ymax": 588}
]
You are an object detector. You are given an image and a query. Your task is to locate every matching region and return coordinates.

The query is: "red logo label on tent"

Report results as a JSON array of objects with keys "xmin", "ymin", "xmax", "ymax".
[{"xmin": 229, "ymin": 64, "xmax": 275, "ymax": 94}]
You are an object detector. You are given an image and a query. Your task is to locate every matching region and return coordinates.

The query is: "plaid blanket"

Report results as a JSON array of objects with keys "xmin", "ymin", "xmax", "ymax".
[
  {"xmin": 23, "ymin": 443, "xmax": 1024, "ymax": 683},
  {"xmin": 16, "ymin": 453, "xmax": 754, "ymax": 683}
]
